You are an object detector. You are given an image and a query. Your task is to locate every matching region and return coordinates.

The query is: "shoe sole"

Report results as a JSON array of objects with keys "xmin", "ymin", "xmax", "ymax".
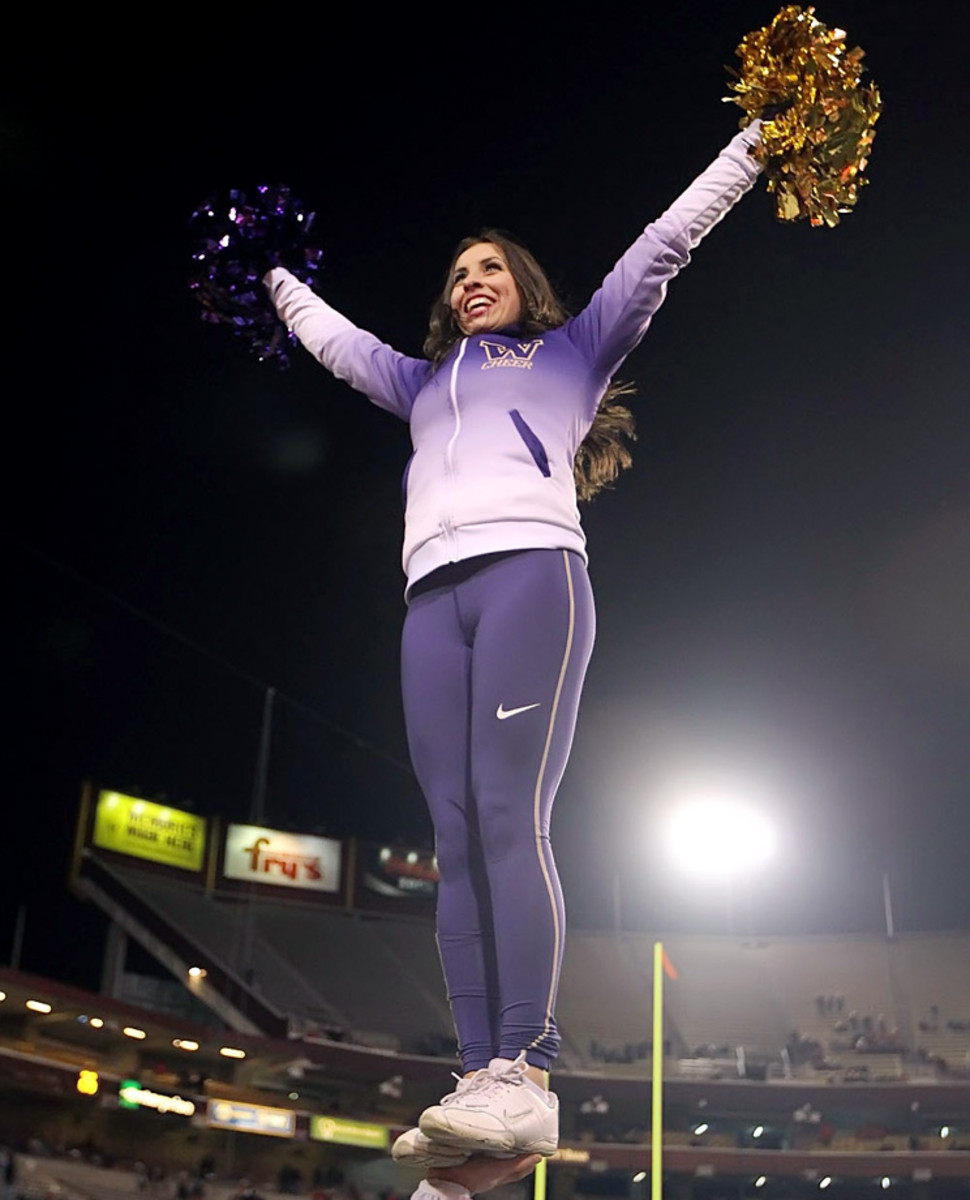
[
  {"xmin": 392, "ymin": 1131, "xmax": 471, "ymax": 1169},
  {"xmin": 418, "ymin": 1111, "xmax": 558, "ymax": 1157},
  {"xmin": 392, "ymin": 1149, "xmax": 471, "ymax": 1168}
]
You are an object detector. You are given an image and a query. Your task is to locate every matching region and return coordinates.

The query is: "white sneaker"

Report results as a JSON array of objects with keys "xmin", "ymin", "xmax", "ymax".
[
  {"xmin": 418, "ymin": 1053, "xmax": 559, "ymax": 1156},
  {"xmin": 391, "ymin": 1127, "xmax": 471, "ymax": 1169}
]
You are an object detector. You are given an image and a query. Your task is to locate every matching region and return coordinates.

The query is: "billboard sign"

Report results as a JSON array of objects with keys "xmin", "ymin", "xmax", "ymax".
[
  {"xmin": 92, "ymin": 791, "xmax": 206, "ymax": 872},
  {"xmin": 207, "ymin": 1099, "xmax": 295, "ymax": 1138},
  {"xmin": 309, "ymin": 1115, "xmax": 390, "ymax": 1149},
  {"xmin": 119, "ymin": 1080, "xmax": 196, "ymax": 1117},
  {"xmin": 359, "ymin": 843, "xmax": 438, "ymax": 904},
  {"xmin": 223, "ymin": 824, "xmax": 341, "ymax": 893}
]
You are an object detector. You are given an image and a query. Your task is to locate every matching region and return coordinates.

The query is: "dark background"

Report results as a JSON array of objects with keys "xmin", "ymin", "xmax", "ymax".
[{"xmin": 6, "ymin": 3, "xmax": 968, "ymax": 990}]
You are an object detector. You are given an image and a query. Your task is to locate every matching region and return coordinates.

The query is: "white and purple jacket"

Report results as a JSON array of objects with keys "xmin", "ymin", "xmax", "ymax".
[{"xmin": 266, "ymin": 124, "xmax": 762, "ymax": 594}]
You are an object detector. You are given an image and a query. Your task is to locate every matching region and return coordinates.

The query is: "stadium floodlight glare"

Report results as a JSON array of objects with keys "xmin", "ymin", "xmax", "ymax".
[
  {"xmin": 662, "ymin": 794, "xmax": 775, "ymax": 880},
  {"xmin": 632, "ymin": 1172, "xmax": 646, "ymax": 1183},
  {"xmin": 26, "ymin": 1000, "xmax": 52, "ymax": 1014},
  {"xmin": 173, "ymin": 1039, "xmax": 199, "ymax": 1052},
  {"xmin": 0, "ymin": 991, "xmax": 6, "ymax": 1003},
  {"xmin": 693, "ymin": 1123, "xmax": 709, "ymax": 1136},
  {"xmin": 940, "ymin": 1126, "xmax": 950, "ymax": 1139},
  {"xmin": 188, "ymin": 966, "xmax": 207, "ymax": 979},
  {"xmin": 881, "ymin": 1179, "xmax": 891, "ymax": 1190},
  {"xmin": 123, "ymin": 1026, "xmax": 147, "ymax": 1040},
  {"xmin": 753, "ymin": 1125, "xmax": 764, "ymax": 1138},
  {"xmin": 819, "ymin": 1179, "xmax": 832, "ymax": 1191},
  {"xmin": 754, "ymin": 1179, "xmax": 767, "ymax": 1190},
  {"xmin": 89, "ymin": 1017, "xmax": 104, "ymax": 1029},
  {"xmin": 220, "ymin": 1046, "xmax": 246, "ymax": 1059}
]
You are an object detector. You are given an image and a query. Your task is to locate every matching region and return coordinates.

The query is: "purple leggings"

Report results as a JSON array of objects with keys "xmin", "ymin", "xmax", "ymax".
[{"xmin": 401, "ymin": 548, "xmax": 595, "ymax": 1071}]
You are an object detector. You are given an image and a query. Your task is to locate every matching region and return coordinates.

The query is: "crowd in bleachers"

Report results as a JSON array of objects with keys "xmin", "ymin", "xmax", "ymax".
[
  {"xmin": 0, "ymin": 1137, "xmax": 364, "ymax": 1200},
  {"xmin": 588, "ymin": 1039, "xmax": 671, "ymax": 1065},
  {"xmin": 784, "ymin": 1029, "xmax": 826, "ymax": 1067},
  {"xmin": 830, "ymin": 1010, "xmax": 905, "ymax": 1053},
  {"xmin": 918, "ymin": 1004, "xmax": 970, "ymax": 1034}
]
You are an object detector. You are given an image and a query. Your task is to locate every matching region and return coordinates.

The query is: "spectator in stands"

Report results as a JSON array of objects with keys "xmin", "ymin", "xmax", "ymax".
[
  {"xmin": 0, "ymin": 1147, "xmax": 15, "ymax": 1200},
  {"xmin": 232, "ymin": 1182, "xmax": 264, "ymax": 1200}
]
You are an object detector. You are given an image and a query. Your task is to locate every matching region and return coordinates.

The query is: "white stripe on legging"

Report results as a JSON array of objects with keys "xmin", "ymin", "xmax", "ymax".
[{"xmin": 526, "ymin": 549, "xmax": 575, "ymax": 1058}]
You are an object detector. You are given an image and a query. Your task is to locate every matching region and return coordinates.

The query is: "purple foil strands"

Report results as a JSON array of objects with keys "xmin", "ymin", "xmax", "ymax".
[{"xmin": 189, "ymin": 185, "xmax": 323, "ymax": 368}]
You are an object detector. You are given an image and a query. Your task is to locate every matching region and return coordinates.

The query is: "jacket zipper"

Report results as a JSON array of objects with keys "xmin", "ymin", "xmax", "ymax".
[{"xmin": 443, "ymin": 339, "xmax": 469, "ymax": 554}]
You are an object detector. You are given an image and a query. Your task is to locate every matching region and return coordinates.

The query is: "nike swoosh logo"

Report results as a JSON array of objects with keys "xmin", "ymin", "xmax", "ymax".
[{"xmin": 496, "ymin": 702, "xmax": 541, "ymax": 720}]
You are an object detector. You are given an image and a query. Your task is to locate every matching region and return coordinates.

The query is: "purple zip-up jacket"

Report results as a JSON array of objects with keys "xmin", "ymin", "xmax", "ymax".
[{"xmin": 265, "ymin": 124, "xmax": 762, "ymax": 594}]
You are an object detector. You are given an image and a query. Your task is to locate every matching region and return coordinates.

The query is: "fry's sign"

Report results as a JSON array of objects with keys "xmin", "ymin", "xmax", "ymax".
[{"xmin": 223, "ymin": 824, "xmax": 341, "ymax": 893}]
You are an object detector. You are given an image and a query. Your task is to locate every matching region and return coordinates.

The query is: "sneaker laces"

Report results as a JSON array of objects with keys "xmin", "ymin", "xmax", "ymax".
[
  {"xmin": 439, "ymin": 1054, "xmax": 531, "ymax": 1106},
  {"xmin": 439, "ymin": 1068, "xmax": 494, "ymax": 1106},
  {"xmin": 489, "ymin": 1052, "xmax": 530, "ymax": 1083}
]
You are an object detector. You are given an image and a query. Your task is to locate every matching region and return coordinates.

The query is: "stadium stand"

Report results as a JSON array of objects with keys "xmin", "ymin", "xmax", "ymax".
[
  {"xmin": 555, "ymin": 932, "xmax": 659, "ymax": 1071},
  {"xmin": 80, "ymin": 854, "xmax": 970, "ymax": 1087},
  {"xmin": 95, "ymin": 860, "xmax": 456, "ymax": 1053},
  {"xmin": 640, "ymin": 934, "xmax": 787, "ymax": 1061}
]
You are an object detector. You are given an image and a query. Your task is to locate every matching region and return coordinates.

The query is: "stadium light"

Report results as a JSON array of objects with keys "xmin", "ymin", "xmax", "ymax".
[
  {"xmin": 220, "ymin": 1046, "xmax": 246, "ymax": 1059},
  {"xmin": 26, "ymin": 1000, "xmax": 52, "ymax": 1014},
  {"xmin": 819, "ymin": 1179, "xmax": 832, "ymax": 1191},
  {"xmin": 754, "ymin": 1179, "xmax": 767, "ymax": 1190},
  {"xmin": 663, "ymin": 794, "xmax": 775, "ymax": 881},
  {"xmin": 188, "ymin": 966, "xmax": 207, "ymax": 978},
  {"xmin": 123, "ymin": 1026, "xmax": 147, "ymax": 1040}
]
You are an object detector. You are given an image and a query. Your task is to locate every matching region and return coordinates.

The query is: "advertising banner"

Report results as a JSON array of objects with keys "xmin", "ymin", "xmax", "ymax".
[
  {"xmin": 92, "ymin": 791, "xmax": 206, "ymax": 872},
  {"xmin": 309, "ymin": 1115, "xmax": 390, "ymax": 1149},
  {"xmin": 119, "ymin": 1080, "xmax": 196, "ymax": 1117},
  {"xmin": 223, "ymin": 824, "xmax": 341, "ymax": 893},
  {"xmin": 207, "ymin": 1099, "xmax": 295, "ymax": 1138},
  {"xmin": 356, "ymin": 843, "xmax": 438, "ymax": 914}
]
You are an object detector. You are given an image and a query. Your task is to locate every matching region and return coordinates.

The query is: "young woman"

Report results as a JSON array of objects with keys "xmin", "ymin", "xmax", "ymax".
[{"xmin": 263, "ymin": 119, "xmax": 763, "ymax": 1162}]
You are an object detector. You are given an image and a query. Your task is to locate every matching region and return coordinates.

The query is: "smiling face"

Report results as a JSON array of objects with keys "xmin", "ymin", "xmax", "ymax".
[{"xmin": 449, "ymin": 242, "xmax": 523, "ymax": 335}]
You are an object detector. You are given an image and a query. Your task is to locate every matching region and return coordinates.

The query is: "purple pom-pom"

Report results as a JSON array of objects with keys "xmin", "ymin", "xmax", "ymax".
[{"xmin": 188, "ymin": 185, "xmax": 323, "ymax": 368}]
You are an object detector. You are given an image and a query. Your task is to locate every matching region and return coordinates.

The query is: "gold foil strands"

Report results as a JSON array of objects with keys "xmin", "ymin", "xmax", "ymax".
[{"xmin": 725, "ymin": 6, "xmax": 882, "ymax": 226}]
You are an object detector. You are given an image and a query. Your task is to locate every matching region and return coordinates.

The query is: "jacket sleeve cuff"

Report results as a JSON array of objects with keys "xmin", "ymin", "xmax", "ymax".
[
  {"xmin": 723, "ymin": 118, "xmax": 763, "ymax": 170},
  {"xmin": 263, "ymin": 265, "xmax": 293, "ymax": 293}
]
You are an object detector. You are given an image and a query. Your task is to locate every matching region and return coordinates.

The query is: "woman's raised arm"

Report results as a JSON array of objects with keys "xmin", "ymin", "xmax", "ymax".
[
  {"xmin": 566, "ymin": 122, "xmax": 763, "ymax": 390},
  {"xmin": 265, "ymin": 267, "xmax": 433, "ymax": 421}
]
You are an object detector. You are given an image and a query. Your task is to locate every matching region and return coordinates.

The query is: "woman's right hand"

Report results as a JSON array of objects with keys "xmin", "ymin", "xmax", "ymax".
[{"xmin": 428, "ymin": 1153, "xmax": 542, "ymax": 1194}]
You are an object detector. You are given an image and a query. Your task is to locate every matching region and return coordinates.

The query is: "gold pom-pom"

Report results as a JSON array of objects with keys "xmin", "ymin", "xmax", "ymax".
[{"xmin": 725, "ymin": 6, "xmax": 882, "ymax": 226}]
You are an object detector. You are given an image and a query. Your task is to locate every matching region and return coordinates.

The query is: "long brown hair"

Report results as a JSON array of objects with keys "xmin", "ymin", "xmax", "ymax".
[{"xmin": 425, "ymin": 230, "xmax": 635, "ymax": 501}]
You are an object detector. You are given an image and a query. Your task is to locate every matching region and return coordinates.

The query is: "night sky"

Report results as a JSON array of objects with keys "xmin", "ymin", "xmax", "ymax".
[{"xmin": 6, "ymin": 3, "xmax": 969, "ymax": 991}]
